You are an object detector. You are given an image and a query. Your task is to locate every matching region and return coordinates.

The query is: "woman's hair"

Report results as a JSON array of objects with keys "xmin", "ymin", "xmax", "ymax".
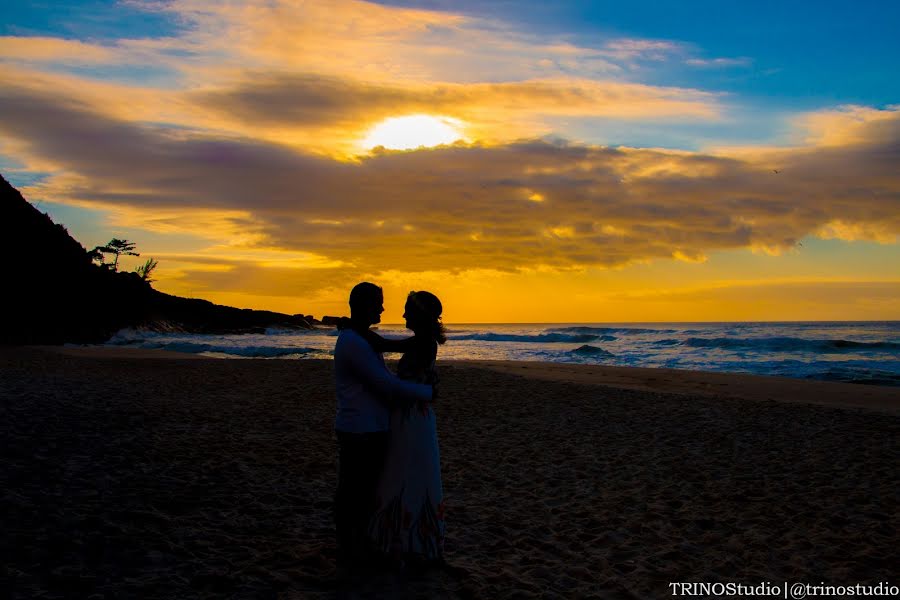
[{"xmin": 407, "ymin": 291, "xmax": 447, "ymax": 344}]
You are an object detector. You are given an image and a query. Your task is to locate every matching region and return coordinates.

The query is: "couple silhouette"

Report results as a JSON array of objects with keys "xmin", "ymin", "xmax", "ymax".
[{"xmin": 332, "ymin": 282, "xmax": 446, "ymax": 574}]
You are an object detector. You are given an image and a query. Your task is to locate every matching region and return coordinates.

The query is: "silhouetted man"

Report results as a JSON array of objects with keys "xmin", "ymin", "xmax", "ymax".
[{"xmin": 333, "ymin": 282, "xmax": 433, "ymax": 570}]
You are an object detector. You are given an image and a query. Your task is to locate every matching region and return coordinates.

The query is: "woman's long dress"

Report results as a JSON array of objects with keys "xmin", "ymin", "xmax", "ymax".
[{"xmin": 369, "ymin": 338, "xmax": 444, "ymax": 561}]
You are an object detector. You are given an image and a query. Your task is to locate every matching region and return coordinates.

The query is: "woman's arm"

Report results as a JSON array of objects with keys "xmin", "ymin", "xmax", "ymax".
[
  {"xmin": 361, "ymin": 329, "xmax": 416, "ymax": 354},
  {"xmin": 339, "ymin": 331, "xmax": 432, "ymax": 406},
  {"xmin": 336, "ymin": 317, "xmax": 415, "ymax": 353}
]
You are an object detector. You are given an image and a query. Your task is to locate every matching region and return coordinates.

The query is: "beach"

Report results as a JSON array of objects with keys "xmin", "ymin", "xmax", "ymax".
[{"xmin": 3, "ymin": 347, "xmax": 899, "ymax": 599}]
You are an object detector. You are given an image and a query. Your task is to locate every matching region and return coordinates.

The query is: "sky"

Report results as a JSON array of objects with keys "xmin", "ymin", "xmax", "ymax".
[{"xmin": 1, "ymin": 0, "xmax": 898, "ymax": 323}]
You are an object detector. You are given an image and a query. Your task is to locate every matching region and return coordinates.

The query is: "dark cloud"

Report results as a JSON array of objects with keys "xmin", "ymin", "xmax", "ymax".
[
  {"xmin": 191, "ymin": 72, "xmax": 718, "ymax": 127},
  {"xmin": 1, "ymin": 82, "xmax": 898, "ymax": 276},
  {"xmin": 194, "ymin": 74, "xmax": 421, "ymax": 126}
]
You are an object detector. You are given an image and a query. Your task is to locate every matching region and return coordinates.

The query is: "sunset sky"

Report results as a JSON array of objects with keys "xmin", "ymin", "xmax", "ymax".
[{"xmin": 2, "ymin": 0, "xmax": 898, "ymax": 323}]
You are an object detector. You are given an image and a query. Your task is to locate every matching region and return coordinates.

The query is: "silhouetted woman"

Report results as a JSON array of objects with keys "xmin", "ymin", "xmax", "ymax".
[{"xmin": 368, "ymin": 291, "xmax": 446, "ymax": 566}]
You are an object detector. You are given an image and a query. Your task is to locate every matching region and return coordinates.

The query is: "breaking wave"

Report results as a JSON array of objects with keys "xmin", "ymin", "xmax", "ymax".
[
  {"xmin": 568, "ymin": 345, "xmax": 615, "ymax": 357},
  {"xmin": 448, "ymin": 332, "xmax": 603, "ymax": 343},
  {"xmin": 548, "ymin": 326, "xmax": 676, "ymax": 335},
  {"xmin": 675, "ymin": 336, "xmax": 900, "ymax": 354},
  {"xmin": 143, "ymin": 341, "xmax": 318, "ymax": 358}
]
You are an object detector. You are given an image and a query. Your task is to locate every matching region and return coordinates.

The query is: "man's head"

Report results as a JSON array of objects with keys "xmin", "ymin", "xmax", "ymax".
[{"xmin": 349, "ymin": 282, "xmax": 384, "ymax": 326}]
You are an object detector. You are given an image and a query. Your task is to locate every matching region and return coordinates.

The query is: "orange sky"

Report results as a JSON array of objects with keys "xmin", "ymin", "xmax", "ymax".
[{"xmin": 1, "ymin": 0, "xmax": 898, "ymax": 322}]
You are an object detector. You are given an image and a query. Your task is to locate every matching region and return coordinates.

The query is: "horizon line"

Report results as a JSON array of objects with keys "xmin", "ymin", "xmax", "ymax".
[{"xmin": 373, "ymin": 319, "xmax": 900, "ymax": 326}]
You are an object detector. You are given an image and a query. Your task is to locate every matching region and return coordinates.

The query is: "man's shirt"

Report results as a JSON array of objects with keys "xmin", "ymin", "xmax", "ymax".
[{"xmin": 333, "ymin": 328, "xmax": 432, "ymax": 433}]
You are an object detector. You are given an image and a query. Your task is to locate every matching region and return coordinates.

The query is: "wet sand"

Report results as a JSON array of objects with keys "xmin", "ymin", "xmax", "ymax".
[{"xmin": 3, "ymin": 347, "xmax": 899, "ymax": 599}]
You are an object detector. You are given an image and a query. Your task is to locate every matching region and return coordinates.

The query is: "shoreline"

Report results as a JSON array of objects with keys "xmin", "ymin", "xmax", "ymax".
[
  {"xmin": 453, "ymin": 359, "xmax": 900, "ymax": 415},
  {"xmin": 30, "ymin": 345, "xmax": 900, "ymax": 415}
]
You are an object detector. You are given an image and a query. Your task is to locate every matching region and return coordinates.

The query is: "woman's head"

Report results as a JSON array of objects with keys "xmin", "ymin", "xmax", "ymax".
[{"xmin": 404, "ymin": 291, "xmax": 447, "ymax": 344}]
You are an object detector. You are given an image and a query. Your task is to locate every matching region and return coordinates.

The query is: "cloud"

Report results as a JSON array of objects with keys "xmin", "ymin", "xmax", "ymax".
[
  {"xmin": 0, "ymin": 0, "xmax": 732, "ymax": 161},
  {"xmin": 6, "ymin": 0, "xmax": 711, "ymax": 86},
  {"xmin": 129, "ymin": 0, "xmax": 610, "ymax": 82},
  {"xmin": 794, "ymin": 104, "xmax": 900, "ymax": 146},
  {"xmin": 685, "ymin": 57, "xmax": 752, "ymax": 68},
  {"xmin": 1, "ymin": 80, "xmax": 897, "ymax": 280},
  {"xmin": 599, "ymin": 39, "xmax": 683, "ymax": 62},
  {"xmin": 196, "ymin": 73, "xmax": 719, "ymax": 125},
  {"xmin": 0, "ymin": 36, "xmax": 118, "ymax": 64},
  {"xmin": 0, "ymin": 56, "xmax": 721, "ymax": 160},
  {"xmin": 190, "ymin": 72, "xmax": 721, "ymax": 155},
  {"xmin": 0, "ymin": 34, "xmax": 200, "ymax": 77}
]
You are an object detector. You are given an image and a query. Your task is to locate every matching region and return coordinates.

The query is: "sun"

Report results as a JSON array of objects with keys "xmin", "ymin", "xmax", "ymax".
[{"xmin": 362, "ymin": 114, "xmax": 466, "ymax": 151}]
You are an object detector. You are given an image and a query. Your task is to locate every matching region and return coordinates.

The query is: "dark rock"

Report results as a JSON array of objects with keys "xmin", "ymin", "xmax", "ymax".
[
  {"xmin": 293, "ymin": 314, "xmax": 320, "ymax": 325},
  {"xmin": 0, "ymin": 174, "xmax": 312, "ymax": 344},
  {"xmin": 320, "ymin": 316, "xmax": 343, "ymax": 326}
]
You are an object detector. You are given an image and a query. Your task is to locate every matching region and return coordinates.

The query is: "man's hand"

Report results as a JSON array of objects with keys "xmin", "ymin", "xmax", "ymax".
[
  {"xmin": 409, "ymin": 372, "xmax": 440, "ymax": 413},
  {"xmin": 426, "ymin": 370, "xmax": 439, "ymax": 402}
]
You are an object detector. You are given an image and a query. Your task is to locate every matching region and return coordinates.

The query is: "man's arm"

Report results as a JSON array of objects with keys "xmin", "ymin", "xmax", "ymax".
[{"xmin": 342, "ymin": 332, "xmax": 432, "ymax": 406}]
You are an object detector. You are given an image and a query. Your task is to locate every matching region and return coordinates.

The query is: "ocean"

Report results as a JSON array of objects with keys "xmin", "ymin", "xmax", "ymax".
[{"xmin": 104, "ymin": 321, "xmax": 900, "ymax": 386}]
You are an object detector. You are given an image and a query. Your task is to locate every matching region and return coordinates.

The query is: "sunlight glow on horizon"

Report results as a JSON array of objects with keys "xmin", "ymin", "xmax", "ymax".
[{"xmin": 361, "ymin": 115, "xmax": 466, "ymax": 151}]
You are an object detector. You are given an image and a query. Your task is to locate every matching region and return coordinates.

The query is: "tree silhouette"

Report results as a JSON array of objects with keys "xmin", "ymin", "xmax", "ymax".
[
  {"xmin": 91, "ymin": 238, "xmax": 140, "ymax": 272},
  {"xmin": 135, "ymin": 257, "xmax": 159, "ymax": 283}
]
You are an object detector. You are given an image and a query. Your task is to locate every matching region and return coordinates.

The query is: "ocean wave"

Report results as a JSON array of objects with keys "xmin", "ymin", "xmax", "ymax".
[
  {"xmin": 547, "ymin": 326, "xmax": 675, "ymax": 335},
  {"xmin": 264, "ymin": 327, "xmax": 305, "ymax": 335},
  {"xmin": 448, "ymin": 332, "xmax": 601, "ymax": 343},
  {"xmin": 812, "ymin": 367, "xmax": 900, "ymax": 386},
  {"xmin": 147, "ymin": 342, "xmax": 317, "ymax": 358},
  {"xmin": 569, "ymin": 345, "xmax": 615, "ymax": 357},
  {"xmin": 107, "ymin": 327, "xmax": 164, "ymax": 344},
  {"xmin": 682, "ymin": 336, "xmax": 900, "ymax": 353},
  {"xmin": 309, "ymin": 328, "xmax": 340, "ymax": 337}
]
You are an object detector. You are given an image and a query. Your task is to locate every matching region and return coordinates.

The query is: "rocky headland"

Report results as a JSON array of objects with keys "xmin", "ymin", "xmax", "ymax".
[{"xmin": 1, "ymin": 174, "xmax": 314, "ymax": 344}]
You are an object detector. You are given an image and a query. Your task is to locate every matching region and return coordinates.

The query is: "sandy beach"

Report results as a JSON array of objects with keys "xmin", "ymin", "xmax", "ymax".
[{"xmin": 3, "ymin": 346, "xmax": 899, "ymax": 599}]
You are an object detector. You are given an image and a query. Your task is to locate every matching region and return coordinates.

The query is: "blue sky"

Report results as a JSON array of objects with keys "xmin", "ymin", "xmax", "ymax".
[
  {"xmin": 378, "ymin": 0, "xmax": 900, "ymax": 105},
  {"xmin": 1, "ymin": 1, "xmax": 178, "ymax": 40}
]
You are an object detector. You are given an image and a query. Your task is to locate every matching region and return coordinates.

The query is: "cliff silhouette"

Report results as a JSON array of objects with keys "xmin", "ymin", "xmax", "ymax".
[{"xmin": 1, "ymin": 174, "xmax": 311, "ymax": 344}]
